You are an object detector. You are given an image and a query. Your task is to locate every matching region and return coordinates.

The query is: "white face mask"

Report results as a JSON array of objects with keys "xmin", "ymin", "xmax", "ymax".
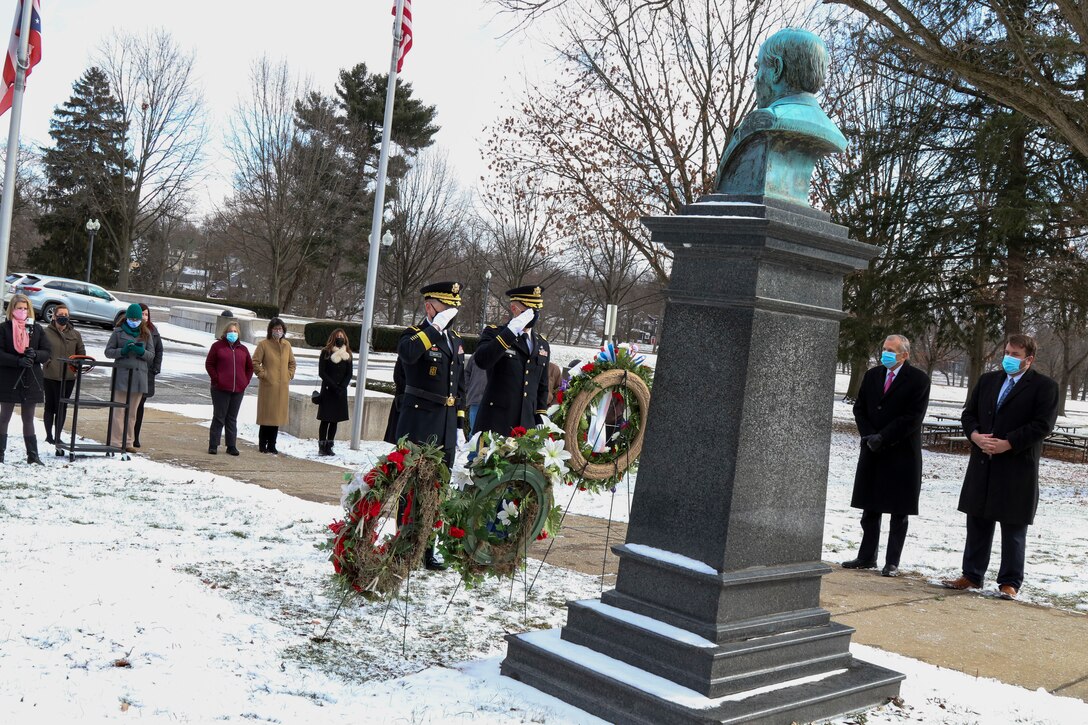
[{"xmin": 272, "ymin": 330, "xmax": 284, "ymax": 339}]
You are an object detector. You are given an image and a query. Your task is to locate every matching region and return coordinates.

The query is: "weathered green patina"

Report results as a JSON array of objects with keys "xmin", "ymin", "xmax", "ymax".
[{"xmin": 715, "ymin": 28, "xmax": 847, "ymax": 206}]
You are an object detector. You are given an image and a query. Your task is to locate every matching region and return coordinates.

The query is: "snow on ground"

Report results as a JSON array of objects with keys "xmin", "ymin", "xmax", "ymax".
[{"xmin": 1, "ymin": 442, "xmax": 1085, "ymax": 723}]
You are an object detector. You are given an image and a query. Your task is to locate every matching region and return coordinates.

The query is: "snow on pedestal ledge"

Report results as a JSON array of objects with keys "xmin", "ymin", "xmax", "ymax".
[
  {"xmin": 519, "ymin": 629, "xmax": 845, "ymax": 710},
  {"xmin": 625, "ymin": 542, "xmax": 717, "ymax": 574}
]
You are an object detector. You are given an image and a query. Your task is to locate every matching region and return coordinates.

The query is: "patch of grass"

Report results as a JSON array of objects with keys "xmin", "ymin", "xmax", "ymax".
[{"xmin": 230, "ymin": 530, "xmax": 248, "ymax": 539}]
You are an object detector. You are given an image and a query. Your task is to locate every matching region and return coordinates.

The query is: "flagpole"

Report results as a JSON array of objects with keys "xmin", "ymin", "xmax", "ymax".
[
  {"xmin": 351, "ymin": 0, "xmax": 406, "ymax": 450},
  {"xmin": 0, "ymin": 0, "xmax": 35, "ymax": 294}
]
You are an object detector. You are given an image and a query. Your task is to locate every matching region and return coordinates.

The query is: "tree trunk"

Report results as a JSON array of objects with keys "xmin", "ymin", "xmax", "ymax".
[
  {"xmin": 966, "ymin": 311, "xmax": 988, "ymax": 392},
  {"xmin": 845, "ymin": 354, "xmax": 867, "ymax": 401},
  {"xmin": 1001, "ymin": 120, "xmax": 1029, "ymax": 335}
]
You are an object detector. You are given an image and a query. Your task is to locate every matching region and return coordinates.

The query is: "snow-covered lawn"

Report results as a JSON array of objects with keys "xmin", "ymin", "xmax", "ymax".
[{"xmin": 0, "ymin": 428, "xmax": 1085, "ymax": 722}]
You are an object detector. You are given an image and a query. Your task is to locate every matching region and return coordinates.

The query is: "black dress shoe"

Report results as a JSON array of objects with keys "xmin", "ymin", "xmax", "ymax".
[
  {"xmin": 841, "ymin": 558, "xmax": 878, "ymax": 569},
  {"xmin": 208, "ymin": 446, "xmax": 217, "ymax": 455},
  {"xmin": 881, "ymin": 565, "xmax": 900, "ymax": 577},
  {"xmin": 226, "ymin": 446, "xmax": 240, "ymax": 456},
  {"xmin": 424, "ymin": 553, "xmax": 447, "ymax": 571}
]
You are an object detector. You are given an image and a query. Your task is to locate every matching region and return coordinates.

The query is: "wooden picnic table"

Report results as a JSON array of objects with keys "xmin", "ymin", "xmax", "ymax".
[{"xmin": 1043, "ymin": 430, "xmax": 1088, "ymax": 463}]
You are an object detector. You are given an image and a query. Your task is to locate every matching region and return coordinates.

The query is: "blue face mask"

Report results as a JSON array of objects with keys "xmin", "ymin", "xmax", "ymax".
[
  {"xmin": 126, "ymin": 319, "xmax": 140, "ymax": 328},
  {"xmin": 1002, "ymin": 355, "xmax": 1023, "ymax": 376},
  {"xmin": 880, "ymin": 351, "xmax": 898, "ymax": 369},
  {"xmin": 225, "ymin": 332, "xmax": 239, "ymax": 344}
]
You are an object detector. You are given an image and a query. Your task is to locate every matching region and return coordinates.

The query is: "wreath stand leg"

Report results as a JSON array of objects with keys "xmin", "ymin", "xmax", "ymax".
[
  {"xmin": 526, "ymin": 482, "xmax": 582, "ymax": 596},
  {"xmin": 401, "ymin": 565, "xmax": 412, "ymax": 657},
  {"xmin": 313, "ymin": 588, "xmax": 354, "ymax": 643},
  {"xmin": 442, "ymin": 579, "xmax": 464, "ymax": 616}
]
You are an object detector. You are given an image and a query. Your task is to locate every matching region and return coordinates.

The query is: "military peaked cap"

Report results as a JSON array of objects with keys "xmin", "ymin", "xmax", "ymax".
[
  {"xmin": 506, "ymin": 284, "xmax": 544, "ymax": 309},
  {"xmin": 420, "ymin": 281, "xmax": 462, "ymax": 307}
]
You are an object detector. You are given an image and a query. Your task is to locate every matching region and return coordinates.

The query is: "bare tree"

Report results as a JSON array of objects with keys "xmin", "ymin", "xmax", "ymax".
[
  {"xmin": 378, "ymin": 149, "xmax": 470, "ymax": 324},
  {"xmin": 222, "ymin": 57, "xmax": 351, "ymax": 312},
  {"xmin": 97, "ymin": 29, "xmax": 207, "ymax": 290},
  {"xmin": 485, "ymin": 0, "xmax": 808, "ymax": 284},
  {"xmin": 826, "ymin": 1, "xmax": 1088, "ymax": 161}
]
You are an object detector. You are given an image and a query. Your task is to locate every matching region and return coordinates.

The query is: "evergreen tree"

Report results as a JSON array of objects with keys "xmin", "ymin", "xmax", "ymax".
[{"xmin": 31, "ymin": 67, "xmax": 132, "ymax": 284}]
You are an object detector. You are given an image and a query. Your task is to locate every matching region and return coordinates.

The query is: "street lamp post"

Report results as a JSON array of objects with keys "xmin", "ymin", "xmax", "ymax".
[
  {"xmin": 85, "ymin": 218, "xmax": 101, "ymax": 283},
  {"xmin": 479, "ymin": 269, "xmax": 492, "ymax": 330}
]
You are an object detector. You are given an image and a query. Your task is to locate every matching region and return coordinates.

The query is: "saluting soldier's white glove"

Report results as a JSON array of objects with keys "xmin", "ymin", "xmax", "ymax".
[
  {"xmin": 431, "ymin": 307, "xmax": 458, "ymax": 332},
  {"xmin": 507, "ymin": 308, "xmax": 535, "ymax": 336}
]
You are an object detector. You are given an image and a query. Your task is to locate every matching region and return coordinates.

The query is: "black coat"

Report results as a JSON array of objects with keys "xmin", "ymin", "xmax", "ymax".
[
  {"xmin": 0, "ymin": 320, "xmax": 51, "ymax": 405},
  {"xmin": 959, "ymin": 368, "xmax": 1059, "ymax": 525},
  {"xmin": 317, "ymin": 348, "xmax": 353, "ymax": 423},
  {"xmin": 471, "ymin": 323, "xmax": 550, "ymax": 436},
  {"xmin": 850, "ymin": 362, "xmax": 931, "ymax": 515},
  {"xmin": 392, "ymin": 320, "xmax": 466, "ymax": 455},
  {"xmin": 383, "ymin": 355, "xmax": 406, "ymax": 444},
  {"xmin": 145, "ymin": 329, "xmax": 164, "ymax": 398}
]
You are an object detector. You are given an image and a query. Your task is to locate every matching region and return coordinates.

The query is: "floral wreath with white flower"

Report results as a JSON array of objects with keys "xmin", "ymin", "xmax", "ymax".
[
  {"xmin": 436, "ymin": 424, "xmax": 567, "ymax": 587},
  {"xmin": 549, "ymin": 342, "xmax": 653, "ymax": 491},
  {"xmin": 322, "ymin": 439, "xmax": 449, "ymax": 598}
]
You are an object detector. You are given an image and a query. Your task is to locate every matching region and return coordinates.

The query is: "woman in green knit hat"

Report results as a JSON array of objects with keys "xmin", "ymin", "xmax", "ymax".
[{"xmin": 104, "ymin": 303, "xmax": 155, "ymax": 452}]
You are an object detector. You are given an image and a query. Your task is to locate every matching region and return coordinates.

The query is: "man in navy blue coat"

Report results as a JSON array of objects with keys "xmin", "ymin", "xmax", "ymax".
[{"xmin": 941, "ymin": 334, "xmax": 1059, "ymax": 601}]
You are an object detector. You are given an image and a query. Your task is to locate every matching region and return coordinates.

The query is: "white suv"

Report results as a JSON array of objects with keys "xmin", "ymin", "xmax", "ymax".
[{"xmin": 14, "ymin": 274, "xmax": 130, "ymax": 327}]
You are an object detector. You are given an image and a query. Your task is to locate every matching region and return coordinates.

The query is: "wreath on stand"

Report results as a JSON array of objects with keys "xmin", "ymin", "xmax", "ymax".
[
  {"xmin": 322, "ymin": 439, "xmax": 449, "ymax": 599},
  {"xmin": 436, "ymin": 426, "xmax": 567, "ymax": 588},
  {"xmin": 550, "ymin": 343, "xmax": 653, "ymax": 492}
]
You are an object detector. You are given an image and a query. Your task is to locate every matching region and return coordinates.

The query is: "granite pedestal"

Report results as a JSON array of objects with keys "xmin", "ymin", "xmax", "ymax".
[{"xmin": 501, "ymin": 196, "xmax": 904, "ymax": 723}]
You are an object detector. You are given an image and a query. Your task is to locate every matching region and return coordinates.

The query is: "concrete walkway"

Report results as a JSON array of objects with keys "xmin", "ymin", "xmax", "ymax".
[{"xmin": 66, "ymin": 406, "xmax": 1088, "ymax": 703}]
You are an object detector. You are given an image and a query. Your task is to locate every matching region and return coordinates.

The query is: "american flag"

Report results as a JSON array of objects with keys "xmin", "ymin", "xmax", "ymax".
[
  {"xmin": 393, "ymin": 0, "xmax": 412, "ymax": 73},
  {"xmin": 0, "ymin": 0, "xmax": 41, "ymax": 116}
]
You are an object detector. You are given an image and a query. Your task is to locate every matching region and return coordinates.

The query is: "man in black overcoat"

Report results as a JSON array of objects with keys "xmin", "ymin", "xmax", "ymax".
[
  {"xmin": 842, "ymin": 334, "xmax": 931, "ymax": 577},
  {"xmin": 392, "ymin": 282, "xmax": 467, "ymax": 468},
  {"xmin": 941, "ymin": 334, "xmax": 1059, "ymax": 600},
  {"xmin": 472, "ymin": 285, "xmax": 551, "ymax": 437}
]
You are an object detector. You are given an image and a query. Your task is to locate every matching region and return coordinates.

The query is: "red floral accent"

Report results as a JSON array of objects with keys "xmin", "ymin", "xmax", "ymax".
[
  {"xmin": 556, "ymin": 390, "xmax": 564, "ymax": 403},
  {"xmin": 332, "ymin": 534, "xmax": 347, "ymax": 574},
  {"xmin": 612, "ymin": 391, "xmax": 624, "ymax": 401},
  {"xmin": 450, "ymin": 526, "xmax": 465, "ymax": 539},
  {"xmin": 582, "ymin": 363, "xmax": 595, "ymax": 373},
  {"xmin": 433, "ymin": 520, "xmax": 443, "ymax": 529},
  {"xmin": 328, "ymin": 520, "xmax": 345, "ymax": 535},
  {"xmin": 363, "ymin": 469, "xmax": 378, "ymax": 486},
  {"xmin": 386, "ymin": 449, "xmax": 407, "ymax": 473},
  {"xmin": 536, "ymin": 531, "xmax": 549, "ymax": 541},
  {"xmin": 511, "ymin": 426, "xmax": 527, "ymax": 438}
]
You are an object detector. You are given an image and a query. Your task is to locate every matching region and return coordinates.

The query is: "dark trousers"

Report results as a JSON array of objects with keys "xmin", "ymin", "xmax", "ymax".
[
  {"xmin": 857, "ymin": 510, "xmax": 909, "ymax": 567},
  {"xmin": 318, "ymin": 421, "xmax": 337, "ymax": 440},
  {"xmin": 134, "ymin": 396, "xmax": 148, "ymax": 442},
  {"xmin": 209, "ymin": 388, "xmax": 244, "ymax": 447},
  {"xmin": 962, "ymin": 515, "xmax": 1028, "ymax": 589},
  {"xmin": 43, "ymin": 378, "xmax": 75, "ymax": 440},
  {"xmin": 258, "ymin": 425, "xmax": 279, "ymax": 447}
]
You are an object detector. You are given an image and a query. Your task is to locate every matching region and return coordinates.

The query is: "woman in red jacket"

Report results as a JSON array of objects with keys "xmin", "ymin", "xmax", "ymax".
[{"xmin": 204, "ymin": 321, "xmax": 253, "ymax": 455}]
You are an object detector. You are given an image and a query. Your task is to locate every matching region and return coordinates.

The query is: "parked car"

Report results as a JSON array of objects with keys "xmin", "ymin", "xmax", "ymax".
[
  {"xmin": 14, "ymin": 274, "xmax": 129, "ymax": 328},
  {"xmin": 3, "ymin": 272, "xmax": 35, "ymax": 309}
]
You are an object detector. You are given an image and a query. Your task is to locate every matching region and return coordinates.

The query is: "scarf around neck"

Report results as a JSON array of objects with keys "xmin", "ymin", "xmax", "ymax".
[{"xmin": 12, "ymin": 317, "xmax": 29, "ymax": 354}]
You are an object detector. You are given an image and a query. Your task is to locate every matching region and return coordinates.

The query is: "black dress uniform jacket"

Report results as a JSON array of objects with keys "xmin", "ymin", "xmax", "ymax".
[
  {"xmin": 471, "ymin": 323, "xmax": 550, "ymax": 436},
  {"xmin": 850, "ymin": 362, "xmax": 931, "ymax": 515},
  {"xmin": 392, "ymin": 319, "xmax": 466, "ymax": 461},
  {"xmin": 959, "ymin": 368, "xmax": 1059, "ymax": 526}
]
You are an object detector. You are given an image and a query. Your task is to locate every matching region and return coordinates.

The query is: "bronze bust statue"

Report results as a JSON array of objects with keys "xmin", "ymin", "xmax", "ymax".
[{"xmin": 715, "ymin": 28, "xmax": 847, "ymax": 206}]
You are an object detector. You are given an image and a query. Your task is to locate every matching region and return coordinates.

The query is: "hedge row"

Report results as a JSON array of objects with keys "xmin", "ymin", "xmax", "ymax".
[
  {"xmin": 304, "ymin": 321, "xmax": 480, "ymax": 354},
  {"xmin": 163, "ymin": 291, "xmax": 280, "ymax": 319}
]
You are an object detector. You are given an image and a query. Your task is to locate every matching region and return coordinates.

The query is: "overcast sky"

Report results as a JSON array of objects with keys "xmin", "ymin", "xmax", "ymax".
[{"xmin": 12, "ymin": 0, "xmax": 547, "ymax": 214}]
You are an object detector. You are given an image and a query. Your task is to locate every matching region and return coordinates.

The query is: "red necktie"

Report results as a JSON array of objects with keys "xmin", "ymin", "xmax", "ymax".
[{"xmin": 883, "ymin": 371, "xmax": 895, "ymax": 394}]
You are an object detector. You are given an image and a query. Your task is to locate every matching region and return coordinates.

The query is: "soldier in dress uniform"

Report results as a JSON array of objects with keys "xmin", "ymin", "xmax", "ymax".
[
  {"xmin": 391, "ymin": 282, "xmax": 467, "ymax": 467},
  {"xmin": 472, "ymin": 285, "xmax": 551, "ymax": 436}
]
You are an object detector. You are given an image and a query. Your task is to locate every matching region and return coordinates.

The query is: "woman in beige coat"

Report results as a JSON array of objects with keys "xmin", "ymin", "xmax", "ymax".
[{"xmin": 252, "ymin": 317, "xmax": 296, "ymax": 454}]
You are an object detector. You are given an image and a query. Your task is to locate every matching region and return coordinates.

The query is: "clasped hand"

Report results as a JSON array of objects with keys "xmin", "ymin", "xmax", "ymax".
[{"xmin": 971, "ymin": 432, "xmax": 1011, "ymax": 455}]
